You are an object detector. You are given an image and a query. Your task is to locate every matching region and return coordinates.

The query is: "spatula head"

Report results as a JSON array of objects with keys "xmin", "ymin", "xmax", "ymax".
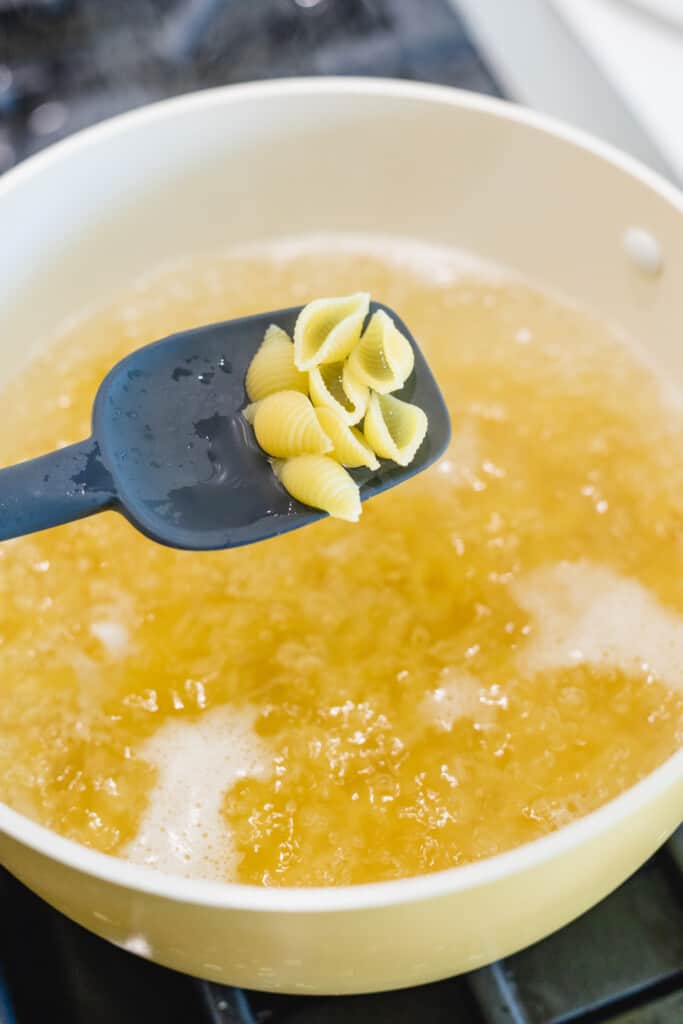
[{"xmin": 92, "ymin": 302, "xmax": 451, "ymax": 550}]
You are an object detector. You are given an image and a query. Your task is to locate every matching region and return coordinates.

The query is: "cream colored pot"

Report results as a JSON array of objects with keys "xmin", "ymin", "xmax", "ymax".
[{"xmin": 1, "ymin": 79, "xmax": 682, "ymax": 995}]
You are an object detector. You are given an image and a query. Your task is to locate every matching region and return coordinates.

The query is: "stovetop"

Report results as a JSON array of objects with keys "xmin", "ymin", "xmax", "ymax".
[
  {"xmin": 1, "ymin": 2, "xmax": 682, "ymax": 1022},
  {"xmin": 0, "ymin": 0, "xmax": 499, "ymax": 173},
  {"xmin": 2, "ymin": 829, "xmax": 682, "ymax": 1023}
]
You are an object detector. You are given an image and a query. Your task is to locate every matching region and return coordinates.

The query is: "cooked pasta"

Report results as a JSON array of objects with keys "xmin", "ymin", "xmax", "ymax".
[
  {"xmin": 308, "ymin": 361, "xmax": 369, "ymax": 425},
  {"xmin": 245, "ymin": 324, "xmax": 308, "ymax": 401},
  {"xmin": 273, "ymin": 455, "xmax": 361, "ymax": 522},
  {"xmin": 242, "ymin": 401, "xmax": 260, "ymax": 425},
  {"xmin": 253, "ymin": 390, "xmax": 333, "ymax": 458},
  {"xmin": 347, "ymin": 309, "xmax": 415, "ymax": 394},
  {"xmin": 315, "ymin": 407, "xmax": 380, "ymax": 470},
  {"xmin": 364, "ymin": 392, "xmax": 428, "ymax": 466},
  {"xmin": 293, "ymin": 292, "xmax": 370, "ymax": 371},
  {"xmin": 243, "ymin": 293, "xmax": 430, "ymax": 520}
]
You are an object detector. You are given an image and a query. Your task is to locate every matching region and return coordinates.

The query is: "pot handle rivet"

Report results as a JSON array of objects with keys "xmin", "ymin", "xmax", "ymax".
[{"xmin": 622, "ymin": 226, "xmax": 663, "ymax": 276}]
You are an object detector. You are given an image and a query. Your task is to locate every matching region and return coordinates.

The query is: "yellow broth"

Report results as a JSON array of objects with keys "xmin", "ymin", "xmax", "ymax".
[{"xmin": 0, "ymin": 240, "xmax": 682, "ymax": 886}]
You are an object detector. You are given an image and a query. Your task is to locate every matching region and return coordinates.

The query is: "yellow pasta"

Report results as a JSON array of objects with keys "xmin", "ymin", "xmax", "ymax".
[
  {"xmin": 342, "ymin": 362, "xmax": 371, "ymax": 416},
  {"xmin": 315, "ymin": 407, "xmax": 380, "ymax": 470},
  {"xmin": 245, "ymin": 324, "xmax": 308, "ymax": 401},
  {"xmin": 308, "ymin": 361, "xmax": 369, "ymax": 425},
  {"xmin": 273, "ymin": 455, "xmax": 361, "ymax": 522},
  {"xmin": 253, "ymin": 390, "xmax": 332, "ymax": 458},
  {"xmin": 242, "ymin": 292, "xmax": 430, "ymax": 522},
  {"xmin": 364, "ymin": 392, "xmax": 428, "ymax": 466},
  {"xmin": 293, "ymin": 292, "xmax": 370, "ymax": 371},
  {"xmin": 242, "ymin": 401, "xmax": 260, "ymax": 425},
  {"xmin": 346, "ymin": 309, "xmax": 415, "ymax": 394}
]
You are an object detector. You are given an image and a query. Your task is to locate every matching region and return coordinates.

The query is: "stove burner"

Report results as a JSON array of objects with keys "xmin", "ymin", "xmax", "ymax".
[{"xmin": 0, "ymin": 0, "xmax": 500, "ymax": 174}]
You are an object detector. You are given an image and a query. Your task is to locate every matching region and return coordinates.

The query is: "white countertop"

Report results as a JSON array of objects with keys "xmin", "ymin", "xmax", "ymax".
[
  {"xmin": 453, "ymin": 0, "xmax": 683, "ymax": 183},
  {"xmin": 552, "ymin": 0, "xmax": 683, "ymax": 182}
]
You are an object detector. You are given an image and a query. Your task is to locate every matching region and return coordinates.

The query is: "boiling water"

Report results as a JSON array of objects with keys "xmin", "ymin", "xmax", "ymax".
[
  {"xmin": 0, "ymin": 237, "xmax": 682, "ymax": 886},
  {"xmin": 126, "ymin": 706, "xmax": 268, "ymax": 879}
]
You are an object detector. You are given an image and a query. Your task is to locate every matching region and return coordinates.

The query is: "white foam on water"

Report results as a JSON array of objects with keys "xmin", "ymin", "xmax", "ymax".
[
  {"xmin": 125, "ymin": 705, "xmax": 270, "ymax": 881},
  {"xmin": 118, "ymin": 234, "xmax": 507, "ymax": 309},
  {"xmin": 218, "ymin": 234, "xmax": 508, "ymax": 285},
  {"xmin": 512, "ymin": 561, "xmax": 683, "ymax": 691},
  {"xmin": 422, "ymin": 669, "xmax": 482, "ymax": 730},
  {"xmin": 421, "ymin": 668, "xmax": 505, "ymax": 730},
  {"xmin": 90, "ymin": 620, "xmax": 130, "ymax": 658}
]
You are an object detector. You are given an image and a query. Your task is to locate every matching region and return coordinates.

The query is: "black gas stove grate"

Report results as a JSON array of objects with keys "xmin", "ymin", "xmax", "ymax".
[
  {"xmin": 0, "ymin": 0, "xmax": 500, "ymax": 173},
  {"xmin": 1, "ymin": 1, "xmax": 682, "ymax": 1022}
]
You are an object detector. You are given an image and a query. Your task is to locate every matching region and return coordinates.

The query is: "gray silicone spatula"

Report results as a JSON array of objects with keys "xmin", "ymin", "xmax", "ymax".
[{"xmin": 0, "ymin": 302, "xmax": 450, "ymax": 551}]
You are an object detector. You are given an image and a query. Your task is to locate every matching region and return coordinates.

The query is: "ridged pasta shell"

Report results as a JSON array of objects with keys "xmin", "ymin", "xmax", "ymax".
[
  {"xmin": 294, "ymin": 292, "xmax": 370, "ymax": 371},
  {"xmin": 347, "ymin": 309, "xmax": 415, "ymax": 394},
  {"xmin": 363, "ymin": 392, "xmax": 428, "ymax": 467},
  {"xmin": 245, "ymin": 324, "xmax": 308, "ymax": 401},
  {"xmin": 308, "ymin": 361, "xmax": 369, "ymax": 426},
  {"xmin": 342, "ymin": 362, "xmax": 370, "ymax": 412},
  {"xmin": 316, "ymin": 407, "xmax": 380, "ymax": 470},
  {"xmin": 253, "ymin": 390, "xmax": 333, "ymax": 458},
  {"xmin": 273, "ymin": 455, "xmax": 362, "ymax": 522},
  {"xmin": 242, "ymin": 401, "xmax": 260, "ymax": 425}
]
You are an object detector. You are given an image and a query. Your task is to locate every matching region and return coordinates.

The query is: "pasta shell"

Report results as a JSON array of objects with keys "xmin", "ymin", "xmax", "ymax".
[
  {"xmin": 294, "ymin": 292, "xmax": 370, "ymax": 371},
  {"xmin": 253, "ymin": 390, "xmax": 333, "ymax": 458},
  {"xmin": 242, "ymin": 401, "xmax": 260, "ymax": 425},
  {"xmin": 342, "ymin": 362, "xmax": 370, "ymax": 412},
  {"xmin": 273, "ymin": 455, "xmax": 362, "ymax": 522},
  {"xmin": 347, "ymin": 309, "xmax": 415, "ymax": 394},
  {"xmin": 245, "ymin": 324, "xmax": 308, "ymax": 401},
  {"xmin": 363, "ymin": 392, "xmax": 428, "ymax": 467},
  {"xmin": 316, "ymin": 407, "xmax": 380, "ymax": 470},
  {"xmin": 308, "ymin": 361, "xmax": 369, "ymax": 426}
]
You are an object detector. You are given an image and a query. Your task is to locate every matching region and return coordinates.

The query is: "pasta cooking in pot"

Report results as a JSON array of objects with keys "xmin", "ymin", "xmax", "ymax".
[{"xmin": 1, "ymin": 238, "xmax": 682, "ymax": 889}]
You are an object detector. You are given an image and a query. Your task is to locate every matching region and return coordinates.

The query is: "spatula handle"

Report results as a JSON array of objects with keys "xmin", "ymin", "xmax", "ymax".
[{"xmin": 0, "ymin": 439, "xmax": 116, "ymax": 541}]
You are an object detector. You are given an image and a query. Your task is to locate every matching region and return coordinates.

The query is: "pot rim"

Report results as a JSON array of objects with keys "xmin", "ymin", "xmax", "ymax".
[{"xmin": 1, "ymin": 76, "xmax": 682, "ymax": 914}]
